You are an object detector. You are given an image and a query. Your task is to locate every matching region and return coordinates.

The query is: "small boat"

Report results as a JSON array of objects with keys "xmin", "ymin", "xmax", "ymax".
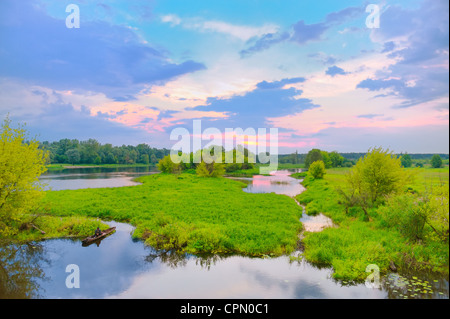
[{"xmin": 82, "ymin": 227, "xmax": 116, "ymax": 246}]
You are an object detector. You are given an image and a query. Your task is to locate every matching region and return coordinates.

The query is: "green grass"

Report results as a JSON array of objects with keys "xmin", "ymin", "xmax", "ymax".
[
  {"xmin": 295, "ymin": 167, "xmax": 449, "ymax": 282},
  {"xmin": 405, "ymin": 167, "xmax": 449, "ymax": 194},
  {"xmin": 224, "ymin": 166, "xmax": 263, "ymax": 177},
  {"xmin": 42, "ymin": 173, "xmax": 302, "ymax": 256},
  {"xmin": 5, "ymin": 215, "xmax": 109, "ymax": 242}
]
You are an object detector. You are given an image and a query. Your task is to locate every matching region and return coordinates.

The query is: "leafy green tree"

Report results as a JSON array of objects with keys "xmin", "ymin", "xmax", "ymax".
[
  {"xmin": 329, "ymin": 151, "xmax": 344, "ymax": 167},
  {"xmin": 140, "ymin": 154, "xmax": 150, "ymax": 165},
  {"xmin": 94, "ymin": 155, "xmax": 102, "ymax": 165},
  {"xmin": 337, "ymin": 147, "xmax": 410, "ymax": 218},
  {"xmin": 304, "ymin": 149, "xmax": 323, "ymax": 169},
  {"xmin": 431, "ymin": 154, "xmax": 443, "ymax": 168},
  {"xmin": 309, "ymin": 161, "xmax": 326, "ymax": 179},
  {"xmin": 400, "ymin": 153, "xmax": 412, "ymax": 168},
  {"xmin": 0, "ymin": 117, "xmax": 48, "ymax": 236},
  {"xmin": 104, "ymin": 152, "xmax": 117, "ymax": 164},
  {"xmin": 65, "ymin": 149, "xmax": 80, "ymax": 165},
  {"xmin": 150, "ymin": 154, "xmax": 157, "ymax": 164},
  {"xmin": 320, "ymin": 151, "xmax": 332, "ymax": 169}
]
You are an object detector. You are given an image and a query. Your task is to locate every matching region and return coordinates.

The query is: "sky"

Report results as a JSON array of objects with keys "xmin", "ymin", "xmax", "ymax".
[{"xmin": 0, "ymin": 0, "xmax": 448, "ymax": 153}]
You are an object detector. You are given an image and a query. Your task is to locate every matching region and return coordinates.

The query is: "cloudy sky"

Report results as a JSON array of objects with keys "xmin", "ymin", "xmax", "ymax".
[{"xmin": 0, "ymin": 0, "xmax": 448, "ymax": 153}]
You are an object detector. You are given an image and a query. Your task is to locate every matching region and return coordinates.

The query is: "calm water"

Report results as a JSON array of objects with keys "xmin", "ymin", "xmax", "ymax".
[
  {"xmin": 1, "ymin": 167, "xmax": 448, "ymax": 299},
  {"xmin": 40, "ymin": 166, "xmax": 158, "ymax": 190}
]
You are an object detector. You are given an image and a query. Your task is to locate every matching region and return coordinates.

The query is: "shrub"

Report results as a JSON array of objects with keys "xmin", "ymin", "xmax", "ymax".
[
  {"xmin": 431, "ymin": 154, "xmax": 443, "ymax": 168},
  {"xmin": 196, "ymin": 161, "xmax": 225, "ymax": 177},
  {"xmin": 378, "ymin": 194, "xmax": 428, "ymax": 242},
  {"xmin": 309, "ymin": 160, "xmax": 326, "ymax": 179}
]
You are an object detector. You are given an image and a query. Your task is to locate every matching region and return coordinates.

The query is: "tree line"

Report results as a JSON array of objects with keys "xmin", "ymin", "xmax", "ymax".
[
  {"xmin": 39, "ymin": 138, "xmax": 171, "ymax": 165},
  {"xmin": 280, "ymin": 150, "xmax": 448, "ymax": 168}
]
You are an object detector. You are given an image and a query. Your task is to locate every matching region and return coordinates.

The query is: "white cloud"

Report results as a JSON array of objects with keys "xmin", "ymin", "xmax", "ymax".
[
  {"xmin": 160, "ymin": 14, "xmax": 279, "ymax": 41},
  {"xmin": 160, "ymin": 14, "xmax": 181, "ymax": 26}
]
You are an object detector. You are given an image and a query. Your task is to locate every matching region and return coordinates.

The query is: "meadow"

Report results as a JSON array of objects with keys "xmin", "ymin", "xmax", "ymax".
[
  {"xmin": 41, "ymin": 173, "xmax": 303, "ymax": 256},
  {"xmin": 295, "ymin": 167, "xmax": 449, "ymax": 281}
]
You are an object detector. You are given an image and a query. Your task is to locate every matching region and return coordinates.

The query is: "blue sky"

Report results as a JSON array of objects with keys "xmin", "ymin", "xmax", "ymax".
[{"xmin": 0, "ymin": 0, "xmax": 448, "ymax": 153}]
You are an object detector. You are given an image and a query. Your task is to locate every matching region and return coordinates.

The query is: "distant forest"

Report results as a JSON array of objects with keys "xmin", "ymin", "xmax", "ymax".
[
  {"xmin": 40, "ymin": 138, "xmax": 449, "ymax": 166},
  {"xmin": 40, "ymin": 139, "xmax": 170, "ymax": 165}
]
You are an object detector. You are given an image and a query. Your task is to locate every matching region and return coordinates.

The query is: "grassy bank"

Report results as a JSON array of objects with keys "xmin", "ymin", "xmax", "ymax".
[
  {"xmin": 3, "ymin": 215, "xmax": 109, "ymax": 243},
  {"xmin": 295, "ymin": 167, "xmax": 449, "ymax": 281},
  {"xmin": 42, "ymin": 174, "xmax": 302, "ymax": 256}
]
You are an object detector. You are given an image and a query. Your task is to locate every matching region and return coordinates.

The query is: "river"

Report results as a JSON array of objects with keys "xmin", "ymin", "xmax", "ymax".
[{"xmin": 0, "ymin": 167, "xmax": 448, "ymax": 299}]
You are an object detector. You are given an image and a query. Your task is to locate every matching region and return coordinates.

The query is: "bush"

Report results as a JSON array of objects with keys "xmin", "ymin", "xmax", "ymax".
[
  {"xmin": 431, "ymin": 154, "xmax": 443, "ymax": 168},
  {"xmin": 196, "ymin": 161, "xmax": 225, "ymax": 177},
  {"xmin": 309, "ymin": 161, "xmax": 326, "ymax": 179},
  {"xmin": 306, "ymin": 201, "xmax": 320, "ymax": 216},
  {"xmin": 379, "ymin": 185, "xmax": 449, "ymax": 243},
  {"xmin": 378, "ymin": 194, "xmax": 428, "ymax": 242}
]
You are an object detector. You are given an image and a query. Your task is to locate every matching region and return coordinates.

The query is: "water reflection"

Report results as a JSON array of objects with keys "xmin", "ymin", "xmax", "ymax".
[
  {"xmin": 0, "ymin": 241, "xmax": 47, "ymax": 299},
  {"xmin": 3, "ymin": 221, "xmax": 448, "ymax": 299},
  {"xmin": 110, "ymin": 253, "xmax": 387, "ymax": 299},
  {"xmin": 239, "ymin": 170, "xmax": 306, "ymax": 197},
  {"xmin": 40, "ymin": 166, "xmax": 158, "ymax": 191}
]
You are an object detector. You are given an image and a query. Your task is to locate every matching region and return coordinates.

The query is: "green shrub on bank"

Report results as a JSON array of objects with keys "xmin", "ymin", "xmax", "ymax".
[{"xmin": 309, "ymin": 161, "xmax": 326, "ymax": 179}]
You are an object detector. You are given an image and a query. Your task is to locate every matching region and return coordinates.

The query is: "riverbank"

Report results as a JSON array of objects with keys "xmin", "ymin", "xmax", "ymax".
[
  {"xmin": 293, "ymin": 167, "xmax": 449, "ymax": 282},
  {"xmin": 2, "ymin": 215, "xmax": 109, "ymax": 243}
]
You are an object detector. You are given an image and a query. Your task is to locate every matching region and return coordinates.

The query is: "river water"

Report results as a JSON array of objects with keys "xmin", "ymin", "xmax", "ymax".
[{"xmin": 0, "ymin": 167, "xmax": 448, "ymax": 299}]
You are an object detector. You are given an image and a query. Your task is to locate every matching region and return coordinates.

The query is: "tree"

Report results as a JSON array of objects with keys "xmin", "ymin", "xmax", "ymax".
[
  {"xmin": 400, "ymin": 153, "xmax": 412, "ymax": 168},
  {"xmin": 65, "ymin": 149, "xmax": 80, "ymax": 165},
  {"xmin": 304, "ymin": 149, "xmax": 323, "ymax": 169},
  {"xmin": 329, "ymin": 151, "xmax": 344, "ymax": 167},
  {"xmin": 94, "ymin": 155, "xmax": 102, "ymax": 165},
  {"xmin": 431, "ymin": 154, "xmax": 443, "ymax": 168},
  {"xmin": 337, "ymin": 147, "xmax": 410, "ymax": 218},
  {"xmin": 309, "ymin": 161, "xmax": 326, "ymax": 179},
  {"xmin": 150, "ymin": 154, "xmax": 157, "ymax": 164},
  {"xmin": 157, "ymin": 155, "xmax": 179, "ymax": 173},
  {"xmin": 139, "ymin": 154, "xmax": 150, "ymax": 165},
  {"xmin": 320, "ymin": 151, "xmax": 332, "ymax": 169},
  {"xmin": 0, "ymin": 117, "xmax": 48, "ymax": 236}
]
